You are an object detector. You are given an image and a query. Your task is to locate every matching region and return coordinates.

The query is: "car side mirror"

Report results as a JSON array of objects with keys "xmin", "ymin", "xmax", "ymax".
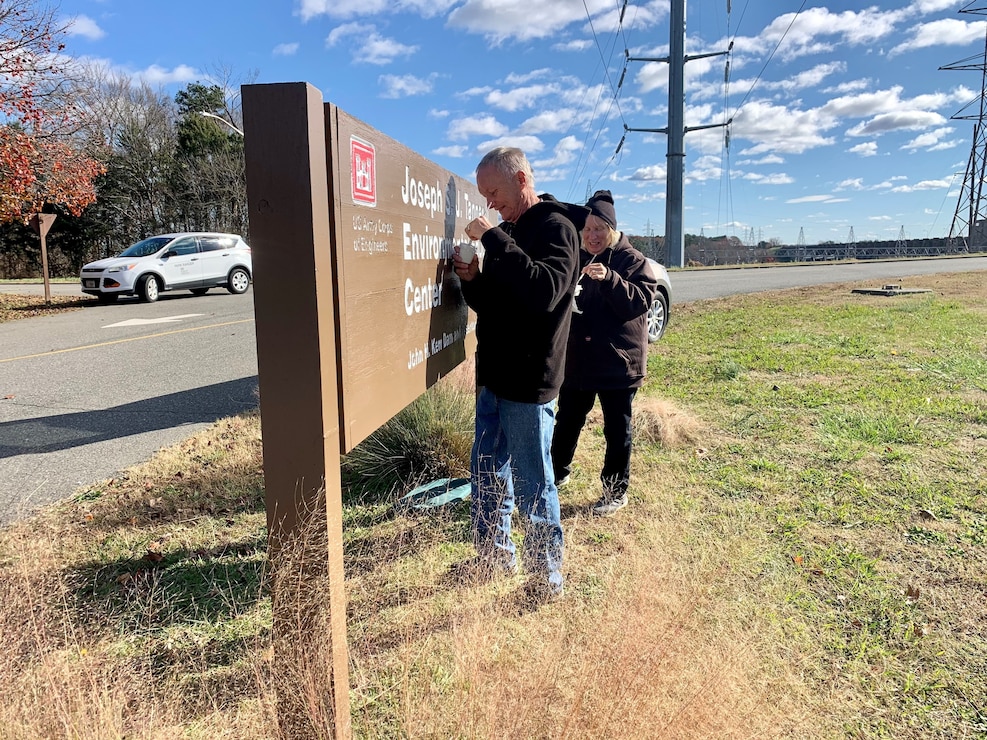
[{"xmin": 163, "ymin": 250, "xmax": 177, "ymax": 258}]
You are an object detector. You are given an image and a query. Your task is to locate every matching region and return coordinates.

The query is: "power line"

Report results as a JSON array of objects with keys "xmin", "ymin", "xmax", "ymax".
[{"xmin": 728, "ymin": 0, "xmax": 808, "ymax": 118}]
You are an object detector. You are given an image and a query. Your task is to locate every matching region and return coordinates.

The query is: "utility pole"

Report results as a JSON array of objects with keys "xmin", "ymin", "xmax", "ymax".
[{"xmin": 623, "ymin": 0, "xmax": 731, "ymax": 267}]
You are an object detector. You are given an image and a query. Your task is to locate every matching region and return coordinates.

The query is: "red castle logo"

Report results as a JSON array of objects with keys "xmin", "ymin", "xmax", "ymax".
[{"xmin": 351, "ymin": 137, "xmax": 376, "ymax": 207}]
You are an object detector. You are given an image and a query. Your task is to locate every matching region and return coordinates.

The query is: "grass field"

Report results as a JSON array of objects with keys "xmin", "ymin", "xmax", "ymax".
[{"xmin": 0, "ymin": 271, "xmax": 984, "ymax": 738}]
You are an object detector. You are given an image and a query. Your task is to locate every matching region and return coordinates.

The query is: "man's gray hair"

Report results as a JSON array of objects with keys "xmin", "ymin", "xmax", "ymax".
[{"xmin": 477, "ymin": 146, "xmax": 535, "ymax": 190}]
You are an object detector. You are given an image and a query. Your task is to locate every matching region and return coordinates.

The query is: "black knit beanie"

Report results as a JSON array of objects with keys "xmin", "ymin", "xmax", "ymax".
[{"xmin": 585, "ymin": 190, "xmax": 617, "ymax": 230}]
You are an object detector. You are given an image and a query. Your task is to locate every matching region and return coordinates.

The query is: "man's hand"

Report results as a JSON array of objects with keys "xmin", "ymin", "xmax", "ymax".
[
  {"xmin": 582, "ymin": 263, "xmax": 608, "ymax": 281},
  {"xmin": 453, "ymin": 247, "xmax": 480, "ymax": 282},
  {"xmin": 464, "ymin": 216, "xmax": 494, "ymax": 241}
]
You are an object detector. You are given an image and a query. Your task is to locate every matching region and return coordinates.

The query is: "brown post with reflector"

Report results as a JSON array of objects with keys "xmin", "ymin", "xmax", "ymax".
[{"xmin": 28, "ymin": 213, "xmax": 57, "ymax": 304}]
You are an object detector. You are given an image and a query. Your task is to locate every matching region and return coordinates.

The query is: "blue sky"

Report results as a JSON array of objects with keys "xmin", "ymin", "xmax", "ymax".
[{"xmin": 58, "ymin": 0, "xmax": 985, "ymax": 246}]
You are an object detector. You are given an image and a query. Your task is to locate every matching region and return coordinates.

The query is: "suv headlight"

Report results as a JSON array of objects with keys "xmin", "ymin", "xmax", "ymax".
[{"xmin": 107, "ymin": 264, "xmax": 137, "ymax": 273}]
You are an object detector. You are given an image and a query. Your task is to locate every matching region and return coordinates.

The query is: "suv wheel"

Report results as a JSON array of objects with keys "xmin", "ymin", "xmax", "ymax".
[
  {"xmin": 227, "ymin": 267, "xmax": 250, "ymax": 295},
  {"xmin": 138, "ymin": 274, "xmax": 160, "ymax": 303}
]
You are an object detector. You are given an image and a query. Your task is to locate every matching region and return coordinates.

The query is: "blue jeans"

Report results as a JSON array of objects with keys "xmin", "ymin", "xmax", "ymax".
[{"xmin": 470, "ymin": 387, "xmax": 564, "ymax": 591}]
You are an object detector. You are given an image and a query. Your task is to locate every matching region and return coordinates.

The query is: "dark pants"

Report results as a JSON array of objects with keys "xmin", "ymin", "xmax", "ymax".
[{"xmin": 551, "ymin": 387, "xmax": 637, "ymax": 495}]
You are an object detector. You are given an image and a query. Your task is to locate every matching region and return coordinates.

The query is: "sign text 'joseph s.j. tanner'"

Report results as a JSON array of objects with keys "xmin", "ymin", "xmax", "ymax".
[{"xmin": 242, "ymin": 82, "xmax": 490, "ymax": 739}]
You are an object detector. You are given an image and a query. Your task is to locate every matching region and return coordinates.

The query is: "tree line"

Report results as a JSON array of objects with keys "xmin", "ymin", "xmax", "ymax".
[{"xmin": 0, "ymin": 1, "xmax": 248, "ymax": 278}]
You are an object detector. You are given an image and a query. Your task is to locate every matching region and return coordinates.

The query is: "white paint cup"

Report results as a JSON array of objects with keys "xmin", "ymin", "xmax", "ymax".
[{"xmin": 457, "ymin": 243, "xmax": 476, "ymax": 263}]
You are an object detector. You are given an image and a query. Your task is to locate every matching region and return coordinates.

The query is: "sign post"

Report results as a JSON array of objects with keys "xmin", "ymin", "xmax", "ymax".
[
  {"xmin": 28, "ymin": 213, "xmax": 57, "ymax": 304},
  {"xmin": 243, "ymin": 83, "xmax": 351, "ymax": 739},
  {"xmin": 242, "ymin": 81, "xmax": 488, "ymax": 737}
]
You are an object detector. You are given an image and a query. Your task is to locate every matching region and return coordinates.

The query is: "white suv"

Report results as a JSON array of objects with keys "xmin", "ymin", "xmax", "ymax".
[{"xmin": 80, "ymin": 232, "xmax": 252, "ymax": 303}]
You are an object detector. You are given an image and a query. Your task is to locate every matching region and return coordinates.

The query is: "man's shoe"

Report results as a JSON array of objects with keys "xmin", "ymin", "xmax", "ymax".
[
  {"xmin": 556, "ymin": 474, "xmax": 571, "ymax": 487},
  {"xmin": 591, "ymin": 492, "xmax": 628, "ymax": 516}
]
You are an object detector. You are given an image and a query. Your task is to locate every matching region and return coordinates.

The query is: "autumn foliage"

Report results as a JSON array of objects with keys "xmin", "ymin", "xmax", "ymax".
[{"xmin": 0, "ymin": 0, "xmax": 105, "ymax": 224}]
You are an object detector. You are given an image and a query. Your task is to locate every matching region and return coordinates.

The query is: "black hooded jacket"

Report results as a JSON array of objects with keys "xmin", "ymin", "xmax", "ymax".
[
  {"xmin": 563, "ymin": 232, "xmax": 658, "ymax": 391},
  {"xmin": 461, "ymin": 194, "xmax": 590, "ymax": 404}
]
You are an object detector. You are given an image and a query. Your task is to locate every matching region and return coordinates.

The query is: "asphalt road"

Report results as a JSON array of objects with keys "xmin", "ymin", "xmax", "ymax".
[
  {"xmin": 0, "ymin": 289, "xmax": 259, "ymax": 524},
  {"xmin": 1, "ymin": 255, "xmax": 985, "ymax": 523}
]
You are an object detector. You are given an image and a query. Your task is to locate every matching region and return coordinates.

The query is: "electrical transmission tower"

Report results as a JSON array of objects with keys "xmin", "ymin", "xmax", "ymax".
[
  {"xmin": 895, "ymin": 226, "xmax": 909, "ymax": 257},
  {"xmin": 845, "ymin": 227, "xmax": 856, "ymax": 260},
  {"xmin": 940, "ymin": 1, "xmax": 987, "ymax": 251},
  {"xmin": 796, "ymin": 227, "xmax": 806, "ymax": 261}
]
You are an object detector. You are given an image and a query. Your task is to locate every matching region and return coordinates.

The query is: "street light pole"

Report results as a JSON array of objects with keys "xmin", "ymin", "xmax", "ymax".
[{"xmin": 198, "ymin": 111, "xmax": 244, "ymax": 136}]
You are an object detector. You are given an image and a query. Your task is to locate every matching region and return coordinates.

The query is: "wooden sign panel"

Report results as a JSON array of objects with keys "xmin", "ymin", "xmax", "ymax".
[{"xmin": 325, "ymin": 104, "xmax": 490, "ymax": 452}]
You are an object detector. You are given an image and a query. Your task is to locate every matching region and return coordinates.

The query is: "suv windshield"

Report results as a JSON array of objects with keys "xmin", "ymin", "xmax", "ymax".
[{"xmin": 118, "ymin": 236, "xmax": 174, "ymax": 258}]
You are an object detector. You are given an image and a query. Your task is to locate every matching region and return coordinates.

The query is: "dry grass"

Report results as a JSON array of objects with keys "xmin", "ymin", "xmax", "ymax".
[
  {"xmin": 632, "ymin": 395, "xmax": 705, "ymax": 448},
  {"xmin": 1, "ymin": 271, "xmax": 985, "ymax": 738}
]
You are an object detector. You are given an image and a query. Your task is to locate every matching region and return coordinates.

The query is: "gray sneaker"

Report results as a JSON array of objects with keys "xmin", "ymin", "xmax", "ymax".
[
  {"xmin": 556, "ymin": 474, "xmax": 571, "ymax": 487},
  {"xmin": 591, "ymin": 492, "xmax": 628, "ymax": 516}
]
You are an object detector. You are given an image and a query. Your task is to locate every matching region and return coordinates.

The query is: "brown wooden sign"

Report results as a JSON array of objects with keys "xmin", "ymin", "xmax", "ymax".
[
  {"xmin": 243, "ymin": 82, "xmax": 491, "ymax": 739},
  {"xmin": 326, "ymin": 105, "xmax": 486, "ymax": 451}
]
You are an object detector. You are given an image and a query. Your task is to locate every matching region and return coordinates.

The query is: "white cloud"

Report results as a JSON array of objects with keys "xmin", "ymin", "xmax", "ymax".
[
  {"xmin": 846, "ymin": 110, "xmax": 946, "ymax": 137},
  {"xmin": 553, "ymin": 39, "xmax": 593, "ymax": 52},
  {"xmin": 787, "ymin": 194, "xmax": 840, "ymax": 204},
  {"xmin": 504, "ymin": 69, "xmax": 553, "ymax": 85},
  {"xmin": 447, "ymin": 114, "xmax": 508, "ymax": 141},
  {"xmin": 627, "ymin": 165, "xmax": 666, "ymax": 182},
  {"xmin": 533, "ymin": 135, "xmax": 582, "ymax": 168},
  {"xmin": 139, "ymin": 64, "xmax": 199, "ymax": 85},
  {"xmin": 908, "ymin": 0, "xmax": 964, "ymax": 14},
  {"xmin": 737, "ymin": 154, "xmax": 785, "ymax": 166},
  {"xmin": 476, "ymin": 134, "xmax": 545, "ymax": 153},
  {"xmin": 273, "ymin": 42, "xmax": 300, "ymax": 56},
  {"xmin": 745, "ymin": 172, "xmax": 795, "ymax": 185},
  {"xmin": 823, "ymin": 79, "xmax": 873, "ymax": 95},
  {"xmin": 900, "ymin": 127, "xmax": 953, "ymax": 151},
  {"xmin": 433, "ymin": 145, "xmax": 469, "ymax": 157},
  {"xmin": 485, "ymin": 84, "xmax": 557, "ymax": 112},
  {"xmin": 732, "ymin": 100, "xmax": 836, "ymax": 155},
  {"xmin": 379, "ymin": 73, "xmax": 435, "ymax": 98},
  {"xmin": 890, "ymin": 178, "xmax": 953, "ymax": 193},
  {"xmin": 849, "ymin": 141, "xmax": 878, "ymax": 156},
  {"xmin": 752, "ymin": 7, "xmax": 900, "ymax": 62},
  {"xmin": 757, "ymin": 62, "xmax": 846, "ymax": 95},
  {"xmin": 300, "ymin": 0, "xmax": 457, "ymax": 21},
  {"xmin": 66, "ymin": 15, "xmax": 105, "ymax": 40},
  {"xmin": 626, "ymin": 190, "xmax": 666, "ymax": 203},
  {"xmin": 890, "ymin": 18, "xmax": 987, "ymax": 56},
  {"xmin": 518, "ymin": 109, "xmax": 580, "ymax": 135},
  {"xmin": 447, "ymin": 0, "xmax": 613, "ymax": 43},
  {"xmin": 326, "ymin": 22, "xmax": 372, "ymax": 46},
  {"xmin": 326, "ymin": 23, "xmax": 418, "ymax": 65}
]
